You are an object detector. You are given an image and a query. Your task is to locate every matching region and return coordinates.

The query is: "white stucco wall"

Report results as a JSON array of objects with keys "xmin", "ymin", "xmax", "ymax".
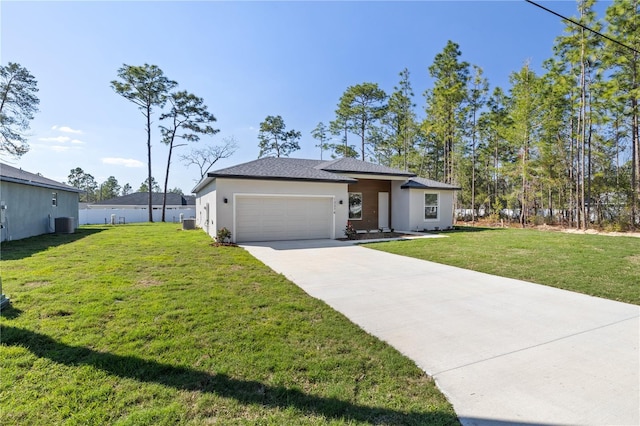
[
  {"xmin": 0, "ymin": 181, "xmax": 79, "ymax": 241},
  {"xmin": 195, "ymin": 180, "xmax": 216, "ymax": 237},
  {"xmin": 195, "ymin": 178, "xmax": 349, "ymax": 241},
  {"xmin": 391, "ymin": 181, "xmax": 410, "ymax": 231},
  {"xmin": 405, "ymin": 188, "xmax": 455, "ymax": 231}
]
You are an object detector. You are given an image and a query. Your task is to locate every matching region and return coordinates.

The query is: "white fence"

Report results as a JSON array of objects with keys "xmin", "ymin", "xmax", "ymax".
[{"xmin": 79, "ymin": 208, "xmax": 196, "ymax": 225}]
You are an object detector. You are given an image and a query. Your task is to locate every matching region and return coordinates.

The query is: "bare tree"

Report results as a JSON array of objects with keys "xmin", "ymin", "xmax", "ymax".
[{"xmin": 182, "ymin": 136, "xmax": 238, "ymax": 180}]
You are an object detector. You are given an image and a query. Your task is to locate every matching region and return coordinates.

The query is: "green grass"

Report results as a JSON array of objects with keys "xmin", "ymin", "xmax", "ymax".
[
  {"xmin": 0, "ymin": 223, "xmax": 457, "ymax": 425},
  {"xmin": 367, "ymin": 227, "xmax": 640, "ymax": 305}
]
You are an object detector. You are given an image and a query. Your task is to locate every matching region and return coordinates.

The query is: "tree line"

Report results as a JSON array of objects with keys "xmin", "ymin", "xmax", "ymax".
[
  {"xmin": 267, "ymin": 0, "xmax": 638, "ymax": 230},
  {"xmin": 66, "ymin": 167, "xmax": 184, "ymax": 203}
]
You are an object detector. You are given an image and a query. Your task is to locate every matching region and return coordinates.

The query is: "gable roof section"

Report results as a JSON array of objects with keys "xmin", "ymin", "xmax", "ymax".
[
  {"xmin": 317, "ymin": 158, "xmax": 415, "ymax": 177},
  {"xmin": 93, "ymin": 192, "xmax": 195, "ymax": 206},
  {"xmin": 401, "ymin": 177, "xmax": 461, "ymax": 190},
  {"xmin": 0, "ymin": 163, "xmax": 82, "ymax": 193}
]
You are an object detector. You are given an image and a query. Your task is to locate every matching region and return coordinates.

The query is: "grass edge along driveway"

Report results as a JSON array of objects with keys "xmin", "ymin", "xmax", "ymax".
[
  {"xmin": 367, "ymin": 227, "xmax": 640, "ymax": 306},
  {"xmin": 0, "ymin": 223, "xmax": 457, "ymax": 425}
]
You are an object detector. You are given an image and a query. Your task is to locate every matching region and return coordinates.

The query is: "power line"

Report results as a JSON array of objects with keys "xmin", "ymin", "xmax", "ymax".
[{"xmin": 525, "ymin": 0, "xmax": 639, "ymax": 55}]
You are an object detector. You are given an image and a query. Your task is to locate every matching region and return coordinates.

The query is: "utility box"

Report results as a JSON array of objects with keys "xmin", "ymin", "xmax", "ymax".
[
  {"xmin": 182, "ymin": 218, "xmax": 196, "ymax": 230},
  {"xmin": 55, "ymin": 217, "xmax": 75, "ymax": 234}
]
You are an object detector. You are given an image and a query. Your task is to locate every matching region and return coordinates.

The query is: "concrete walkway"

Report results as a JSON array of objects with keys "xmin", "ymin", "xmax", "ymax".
[{"xmin": 241, "ymin": 239, "xmax": 640, "ymax": 426}]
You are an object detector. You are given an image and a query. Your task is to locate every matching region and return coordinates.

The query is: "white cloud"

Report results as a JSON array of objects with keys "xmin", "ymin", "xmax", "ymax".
[
  {"xmin": 58, "ymin": 126, "xmax": 83, "ymax": 134},
  {"xmin": 51, "ymin": 145, "xmax": 70, "ymax": 152},
  {"xmin": 70, "ymin": 139, "xmax": 84, "ymax": 144},
  {"xmin": 102, "ymin": 157, "xmax": 145, "ymax": 168},
  {"xmin": 51, "ymin": 125, "xmax": 82, "ymax": 134},
  {"xmin": 39, "ymin": 136, "xmax": 71, "ymax": 143}
]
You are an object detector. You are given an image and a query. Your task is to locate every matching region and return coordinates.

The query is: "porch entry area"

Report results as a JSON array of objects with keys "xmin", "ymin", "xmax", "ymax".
[{"xmin": 347, "ymin": 179, "xmax": 391, "ymax": 231}]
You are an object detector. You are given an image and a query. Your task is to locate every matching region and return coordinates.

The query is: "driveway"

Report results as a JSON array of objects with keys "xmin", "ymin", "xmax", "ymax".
[{"xmin": 241, "ymin": 239, "xmax": 640, "ymax": 426}]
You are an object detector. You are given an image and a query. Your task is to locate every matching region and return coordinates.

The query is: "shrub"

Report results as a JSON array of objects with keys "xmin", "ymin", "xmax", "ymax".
[
  {"xmin": 216, "ymin": 227, "xmax": 232, "ymax": 243},
  {"xmin": 344, "ymin": 222, "xmax": 357, "ymax": 239}
]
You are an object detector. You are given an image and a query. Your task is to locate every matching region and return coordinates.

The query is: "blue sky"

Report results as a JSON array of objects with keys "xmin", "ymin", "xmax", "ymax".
[{"xmin": 1, "ymin": 1, "xmax": 605, "ymax": 194}]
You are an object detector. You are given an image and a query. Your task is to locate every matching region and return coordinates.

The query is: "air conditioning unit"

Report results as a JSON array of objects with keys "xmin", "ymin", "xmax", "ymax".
[
  {"xmin": 182, "ymin": 218, "xmax": 196, "ymax": 230},
  {"xmin": 55, "ymin": 217, "xmax": 75, "ymax": 234}
]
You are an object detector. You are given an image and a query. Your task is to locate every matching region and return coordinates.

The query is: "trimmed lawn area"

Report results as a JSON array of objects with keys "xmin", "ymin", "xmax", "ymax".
[
  {"xmin": 367, "ymin": 227, "xmax": 640, "ymax": 305},
  {"xmin": 0, "ymin": 223, "xmax": 457, "ymax": 425}
]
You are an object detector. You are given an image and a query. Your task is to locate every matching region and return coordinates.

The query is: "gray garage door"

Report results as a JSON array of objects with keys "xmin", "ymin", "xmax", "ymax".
[{"xmin": 235, "ymin": 196, "xmax": 333, "ymax": 242}]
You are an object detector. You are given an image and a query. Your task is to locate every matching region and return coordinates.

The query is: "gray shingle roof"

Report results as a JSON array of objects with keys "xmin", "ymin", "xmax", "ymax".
[
  {"xmin": 209, "ymin": 157, "xmax": 357, "ymax": 183},
  {"xmin": 192, "ymin": 157, "xmax": 459, "ymax": 193},
  {"xmin": 401, "ymin": 177, "xmax": 461, "ymax": 190},
  {"xmin": 317, "ymin": 158, "xmax": 415, "ymax": 177},
  {"xmin": 0, "ymin": 163, "xmax": 82, "ymax": 193},
  {"xmin": 94, "ymin": 192, "xmax": 195, "ymax": 206}
]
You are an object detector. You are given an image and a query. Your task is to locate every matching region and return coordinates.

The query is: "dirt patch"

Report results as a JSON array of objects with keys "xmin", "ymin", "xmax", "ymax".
[
  {"xmin": 40, "ymin": 309, "xmax": 73, "ymax": 318},
  {"xmin": 558, "ymin": 228, "xmax": 640, "ymax": 238},
  {"xmin": 136, "ymin": 278, "xmax": 163, "ymax": 288},
  {"xmin": 23, "ymin": 281, "xmax": 50, "ymax": 288},
  {"xmin": 466, "ymin": 220, "xmax": 640, "ymax": 238},
  {"xmin": 626, "ymin": 255, "xmax": 640, "ymax": 265}
]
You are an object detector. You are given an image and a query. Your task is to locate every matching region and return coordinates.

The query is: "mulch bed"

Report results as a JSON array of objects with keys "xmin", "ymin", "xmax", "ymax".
[
  {"xmin": 210, "ymin": 242, "xmax": 238, "ymax": 247},
  {"xmin": 338, "ymin": 232, "xmax": 413, "ymax": 241}
]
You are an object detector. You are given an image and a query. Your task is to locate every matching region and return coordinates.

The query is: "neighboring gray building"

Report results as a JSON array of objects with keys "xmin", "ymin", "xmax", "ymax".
[{"xmin": 0, "ymin": 163, "xmax": 82, "ymax": 241}]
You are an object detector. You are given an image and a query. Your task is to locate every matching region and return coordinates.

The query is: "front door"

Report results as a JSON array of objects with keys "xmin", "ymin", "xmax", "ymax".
[{"xmin": 378, "ymin": 192, "xmax": 389, "ymax": 230}]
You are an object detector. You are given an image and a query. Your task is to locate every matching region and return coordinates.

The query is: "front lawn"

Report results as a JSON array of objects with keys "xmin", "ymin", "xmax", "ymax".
[
  {"xmin": 367, "ymin": 227, "xmax": 640, "ymax": 305},
  {"xmin": 0, "ymin": 223, "xmax": 457, "ymax": 425}
]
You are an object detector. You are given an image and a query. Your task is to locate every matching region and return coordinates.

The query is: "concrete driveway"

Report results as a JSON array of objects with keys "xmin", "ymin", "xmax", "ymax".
[{"xmin": 241, "ymin": 239, "xmax": 640, "ymax": 426}]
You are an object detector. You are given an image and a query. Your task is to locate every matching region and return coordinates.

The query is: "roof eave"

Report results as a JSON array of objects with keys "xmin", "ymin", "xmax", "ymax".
[
  {"xmin": 0, "ymin": 176, "xmax": 83, "ymax": 193},
  {"xmin": 192, "ymin": 175, "xmax": 216, "ymax": 194},
  {"xmin": 401, "ymin": 183, "xmax": 461, "ymax": 190}
]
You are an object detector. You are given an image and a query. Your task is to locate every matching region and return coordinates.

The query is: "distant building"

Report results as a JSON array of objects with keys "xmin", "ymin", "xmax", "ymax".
[
  {"xmin": 80, "ymin": 192, "xmax": 195, "ymax": 224},
  {"xmin": 89, "ymin": 192, "xmax": 195, "ymax": 209},
  {"xmin": 0, "ymin": 163, "xmax": 81, "ymax": 241}
]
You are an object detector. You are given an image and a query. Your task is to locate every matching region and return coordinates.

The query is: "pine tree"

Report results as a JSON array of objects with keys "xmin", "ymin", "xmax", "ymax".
[
  {"xmin": 423, "ymin": 41, "xmax": 469, "ymax": 184},
  {"xmin": 605, "ymin": 0, "xmax": 640, "ymax": 227}
]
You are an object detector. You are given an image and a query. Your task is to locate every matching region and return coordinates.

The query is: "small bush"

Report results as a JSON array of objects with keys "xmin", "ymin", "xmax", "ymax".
[
  {"xmin": 344, "ymin": 222, "xmax": 357, "ymax": 239},
  {"xmin": 216, "ymin": 227, "xmax": 232, "ymax": 243}
]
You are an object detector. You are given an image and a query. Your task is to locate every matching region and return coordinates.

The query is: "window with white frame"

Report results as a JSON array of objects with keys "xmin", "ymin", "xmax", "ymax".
[
  {"xmin": 424, "ymin": 193, "xmax": 438, "ymax": 220},
  {"xmin": 348, "ymin": 192, "xmax": 363, "ymax": 220},
  {"xmin": 52, "ymin": 192, "xmax": 58, "ymax": 207}
]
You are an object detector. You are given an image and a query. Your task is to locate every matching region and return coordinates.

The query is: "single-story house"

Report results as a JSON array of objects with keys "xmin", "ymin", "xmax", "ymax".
[
  {"xmin": 81, "ymin": 192, "xmax": 195, "ymax": 224},
  {"xmin": 0, "ymin": 163, "xmax": 82, "ymax": 241},
  {"xmin": 89, "ymin": 192, "xmax": 195, "ymax": 209},
  {"xmin": 192, "ymin": 157, "xmax": 460, "ymax": 243}
]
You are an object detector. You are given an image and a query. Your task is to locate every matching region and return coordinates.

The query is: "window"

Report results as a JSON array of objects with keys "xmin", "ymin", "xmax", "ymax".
[
  {"xmin": 52, "ymin": 192, "xmax": 58, "ymax": 207},
  {"xmin": 424, "ymin": 193, "xmax": 438, "ymax": 220},
  {"xmin": 348, "ymin": 192, "xmax": 362, "ymax": 220}
]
